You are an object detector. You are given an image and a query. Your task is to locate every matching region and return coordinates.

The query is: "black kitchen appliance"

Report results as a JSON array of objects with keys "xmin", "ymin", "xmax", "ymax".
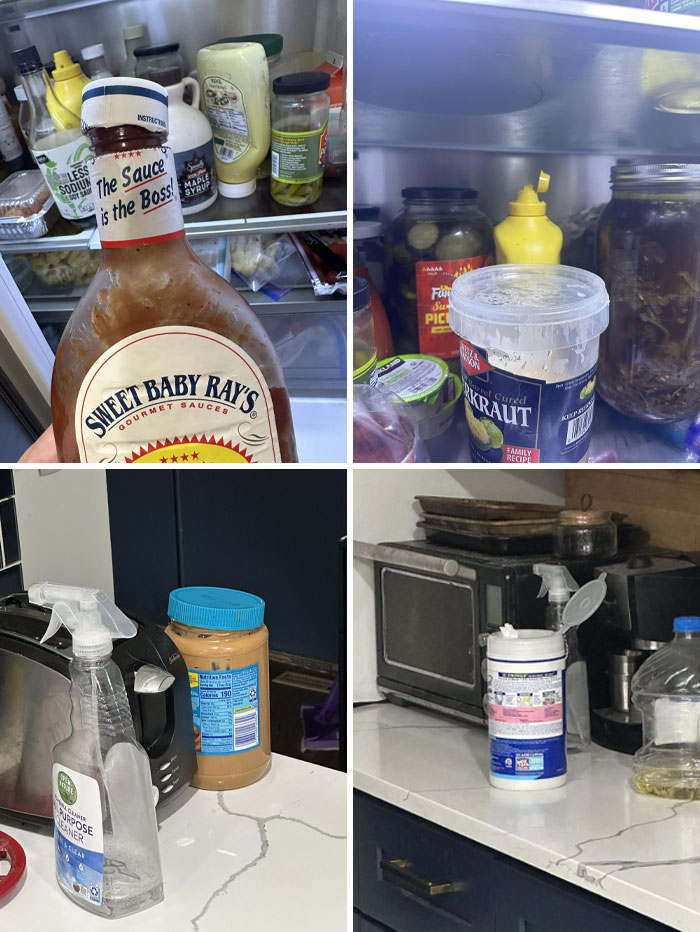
[
  {"xmin": 0, "ymin": 591, "xmax": 196, "ymax": 823},
  {"xmin": 360, "ymin": 538, "xmax": 700, "ymax": 749}
]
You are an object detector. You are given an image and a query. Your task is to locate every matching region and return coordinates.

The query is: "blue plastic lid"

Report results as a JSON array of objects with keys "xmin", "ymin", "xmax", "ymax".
[
  {"xmin": 674, "ymin": 616, "xmax": 700, "ymax": 632},
  {"xmin": 168, "ymin": 587, "xmax": 265, "ymax": 631}
]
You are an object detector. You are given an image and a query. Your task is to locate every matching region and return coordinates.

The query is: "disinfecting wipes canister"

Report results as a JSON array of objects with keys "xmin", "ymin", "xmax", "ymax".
[{"xmin": 487, "ymin": 625, "xmax": 566, "ymax": 790}]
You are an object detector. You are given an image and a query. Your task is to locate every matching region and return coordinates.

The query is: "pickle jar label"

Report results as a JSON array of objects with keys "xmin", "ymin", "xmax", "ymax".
[
  {"xmin": 415, "ymin": 255, "xmax": 492, "ymax": 359},
  {"xmin": 89, "ymin": 147, "xmax": 184, "ymax": 247},
  {"xmin": 201, "ymin": 76, "xmax": 251, "ymax": 163},
  {"xmin": 74, "ymin": 325, "xmax": 282, "ymax": 463},
  {"xmin": 460, "ymin": 340, "xmax": 597, "ymax": 464},
  {"xmin": 33, "ymin": 135, "xmax": 94, "ymax": 220},
  {"xmin": 271, "ymin": 121, "xmax": 327, "ymax": 185}
]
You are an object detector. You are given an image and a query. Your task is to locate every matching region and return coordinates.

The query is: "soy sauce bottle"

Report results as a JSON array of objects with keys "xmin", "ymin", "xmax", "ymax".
[{"xmin": 52, "ymin": 77, "xmax": 297, "ymax": 463}]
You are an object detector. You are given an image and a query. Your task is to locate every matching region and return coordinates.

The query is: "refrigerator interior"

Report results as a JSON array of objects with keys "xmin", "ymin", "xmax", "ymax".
[
  {"xmin": 354, "ymin": 0, "xmax": 700, "ymax": 463},
  {"xmin": 0, "ymin": 0, "xmax": 347, "ymax": 459}
]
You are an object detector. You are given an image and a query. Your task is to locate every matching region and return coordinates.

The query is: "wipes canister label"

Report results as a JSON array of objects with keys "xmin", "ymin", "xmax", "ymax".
[{"xmin": 488, "ymin": 664, "xmax": 566, "ymax": 781}]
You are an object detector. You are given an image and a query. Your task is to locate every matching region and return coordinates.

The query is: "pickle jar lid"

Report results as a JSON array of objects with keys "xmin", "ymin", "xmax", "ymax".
[
  {"xmin": 81, "ymin": 76, "xmax": 168, "ymax": 133},
  {"xmin": 402, "ymin": 187, "xmax": 478, "ymax": 200},
  {"xmin": 611, "ymin": 163, "xmax": 700, "ymax": 188},
  {"xmin": 168, "ymin": 587, "xmax": 265, "ymax": 630},
  {"xmin": 273, "ymin": 72, "xmax": 330, "ymax": 95}
]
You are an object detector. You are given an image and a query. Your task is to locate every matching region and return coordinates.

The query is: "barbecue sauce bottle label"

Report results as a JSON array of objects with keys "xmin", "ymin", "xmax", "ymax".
[{"xmin": 73, "ymin": 79, "xmax": 281, "ymax": 463}]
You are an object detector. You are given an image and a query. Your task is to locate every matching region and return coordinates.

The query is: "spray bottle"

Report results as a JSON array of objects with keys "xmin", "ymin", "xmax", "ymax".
[
  {"xmin": 533, "ymin": 565, "xmax": 607, "ymax": 753},
  {"xmin": 29, "ymin": 583, "xmax": 163, "ymax": 918}
]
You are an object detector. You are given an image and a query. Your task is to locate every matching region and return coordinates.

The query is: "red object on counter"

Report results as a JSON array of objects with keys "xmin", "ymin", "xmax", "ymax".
[{"xmin": 0, "ymin": 831, "xmax": 26, "ymax": 901}]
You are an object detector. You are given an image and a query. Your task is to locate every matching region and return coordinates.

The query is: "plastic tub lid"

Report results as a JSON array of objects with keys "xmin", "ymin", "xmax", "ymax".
[
  {"xmin": 354, "ymin": 220, "xmax": 382, "ymax": 239},
  {"xmin": 0, "ymin": 170, "xmax": 50, "ymax": 215},
  {"xmin": 488, "ymin": 624, "xmax": 565, "ymax": 660},
  {"xmin": 168, "ymin": 586, "xmax": 265, "ymax": 630},
  {"xmin": 449, "ymin": 263, "xmax": 609, "ymax": 352}
]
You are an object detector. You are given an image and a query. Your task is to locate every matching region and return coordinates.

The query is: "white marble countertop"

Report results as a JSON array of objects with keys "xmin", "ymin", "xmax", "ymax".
[
  {"xmin": 1, "ymin": 753, "xmax": 346, "ymax": 930},
  {"xmin": 355, "ymin": 703, "xmax": 700, "ymax": 932}
]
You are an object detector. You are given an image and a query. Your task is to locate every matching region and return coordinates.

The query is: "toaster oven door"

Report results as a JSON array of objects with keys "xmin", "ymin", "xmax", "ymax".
[
  {"xmin": 0, "ymin": 645, "xmax": 71, "ymax": 820},
  {"xmin": 375, "ymin": 554, "xmax": 480, "ymax": 708}
]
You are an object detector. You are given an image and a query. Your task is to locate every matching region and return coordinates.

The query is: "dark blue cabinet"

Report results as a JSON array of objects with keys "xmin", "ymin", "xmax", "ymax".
[{"xmin": 355, "ymin": 791, "xmax": 677, "ymax": 932}]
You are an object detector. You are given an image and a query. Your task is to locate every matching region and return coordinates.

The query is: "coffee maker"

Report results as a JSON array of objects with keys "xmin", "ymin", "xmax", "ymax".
[{"xmin": 582, "ymin": 553, "xmax": 700, "ymax": 754}]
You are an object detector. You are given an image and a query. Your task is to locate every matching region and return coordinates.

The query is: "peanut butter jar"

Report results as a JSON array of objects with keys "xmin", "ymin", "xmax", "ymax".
[{"xmin": 166, "ymin": 587, "xmax": 271, "ymax": 790}]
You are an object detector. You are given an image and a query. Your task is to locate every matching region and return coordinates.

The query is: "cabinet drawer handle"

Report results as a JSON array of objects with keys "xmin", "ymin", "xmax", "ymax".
[{"xmin": 379, "ymin": 857, "xmax": 463, "ymax": 897}]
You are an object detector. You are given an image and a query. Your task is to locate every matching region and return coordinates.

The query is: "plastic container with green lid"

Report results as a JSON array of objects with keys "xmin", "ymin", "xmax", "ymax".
[
  {"xmin": 376, "ymin": 353, "xmax": 449, "ymax": 419},
  {"xmin": 165, "ymin": 586, "xmax": 270, "ymax": 791},
  {"xmin": 449, "ymin": 264, "xmax": 609, "ymax": 464}
]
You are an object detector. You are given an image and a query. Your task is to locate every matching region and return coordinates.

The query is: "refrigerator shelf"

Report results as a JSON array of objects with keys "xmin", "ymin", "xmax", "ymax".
[
  {"xmin": 355, "ymin": 0, "xmax": 700, "ymax": 155},
  {"xmin": 0, "ymin": 178, "xmax": 346, "ymax": 254}
]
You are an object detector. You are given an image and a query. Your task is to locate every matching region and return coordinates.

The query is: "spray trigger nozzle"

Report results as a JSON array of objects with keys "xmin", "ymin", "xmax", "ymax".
[
  {"xmin": 30, "ymin": 582, "xmax": 136, "ymax": 660},
  {"xmin": 533, "ymin": 564, "xmax": 579, "ymax": 602}
]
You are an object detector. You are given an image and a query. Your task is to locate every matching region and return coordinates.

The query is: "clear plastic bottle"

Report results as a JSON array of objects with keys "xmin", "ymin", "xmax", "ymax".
[
  {"xmin": 119, "ymin": 24, "xmax": 151, "ymax": 77},
  {"xmin": 29, "ymin": 583, "xmax": 163, "ymax": 917},
  {"xmin": 81, "ymin": 44, "xmax": 113, "ymax": 80},
  {"xmin": 632, "ymin": 616, "xmax": 700, "ymax": 799}
]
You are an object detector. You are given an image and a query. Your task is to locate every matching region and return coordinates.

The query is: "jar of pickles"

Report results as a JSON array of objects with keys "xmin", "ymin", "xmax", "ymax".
[
  {"xmin": 353, "ymin": 276, "xmax": 377, "ymax": 385},
  {"xmin": 597, "ymin": 164, "xmax": 700, "ymax": 422},
  {"xmin": 271, "ymin": 72, "xmax": 330, "ymax": 206},
  {"xmin": 385, "ymin": 187, "xmax": 494, "ymax": 363}
]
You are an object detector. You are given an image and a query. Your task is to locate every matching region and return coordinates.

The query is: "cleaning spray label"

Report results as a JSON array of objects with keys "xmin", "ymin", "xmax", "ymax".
[
  {"xmin": 487, "ymin": 665, "xmax": 565, "ymax": 780},
  {"xmin": 189, "ymin": 663, "xmax": 260, "ymax": 755},
  {"xmin": 52, "ymin": 764, "xmax": 104, "ymax": 905},
  {"xmin": 460, "ymin": 340, "xmax": 597, "ymax": 463}
]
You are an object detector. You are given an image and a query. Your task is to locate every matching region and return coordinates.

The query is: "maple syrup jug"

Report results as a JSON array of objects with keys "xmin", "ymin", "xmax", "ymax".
[{"xmin": 52, "ymin": 77, "xmax": 297, "ymax": 463}]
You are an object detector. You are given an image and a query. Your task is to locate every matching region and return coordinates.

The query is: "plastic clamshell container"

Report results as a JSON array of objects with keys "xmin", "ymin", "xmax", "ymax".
[
  {"xmin": 0, "ymin": 197, "xmax": 58, "ymax": 240},
  {"xmin": 449, "ymin": 264, "xmax": 609, "ymax": 464},
  {"xmin": 0, "ymin": 171, "xmax": 50, "ymax": 216}
]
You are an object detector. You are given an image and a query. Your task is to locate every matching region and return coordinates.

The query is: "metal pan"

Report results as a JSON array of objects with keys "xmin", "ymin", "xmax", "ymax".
[{"xmin": 416, "ymin": 496, "xmax": 561, "ymax": 521}]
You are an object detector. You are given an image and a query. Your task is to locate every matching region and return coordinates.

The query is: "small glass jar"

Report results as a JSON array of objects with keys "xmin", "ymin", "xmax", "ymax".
[
  {"xmin": 134, "ymin": 43, "xmax": 184, "ymax": 86},
  {"xmin": 271, "ymin": 72, "xmax": 330, "ymax": 207},
  {"xmin": 554, "ymin": 509, "xmax": 618, "ymax": 559},
  {"xmin": 353, "ymin": 276, "xmax": 377, "ymax": 385},
  {"xmin": 165, "ymin": 587, "xmax": 271, "ymax": 791},
  {"xmin": 385, "ymin": 188, "xmax": 494, "ymax": 362},
  {"xmin": 597, "ymin": 164, "xmax": 700, "ymax": 422}
]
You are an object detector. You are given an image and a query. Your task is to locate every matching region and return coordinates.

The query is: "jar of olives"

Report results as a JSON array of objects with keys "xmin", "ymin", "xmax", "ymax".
[
  {"xmin": 385, "ymin": 187, "xmax": 494, "ymax": 362},
  {"xmin": 597, "ymin": 164, "xmax": 700, "ymax": 422}
]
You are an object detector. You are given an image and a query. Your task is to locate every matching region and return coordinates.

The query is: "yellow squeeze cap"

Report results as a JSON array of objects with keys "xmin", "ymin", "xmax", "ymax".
[
  {"xmin": 53, "ymin": 50, "xmax": 82, "ymax": 81},
  {"xmin": 508, "ymin": 171, "xmax": 551, "ymax": 217}
]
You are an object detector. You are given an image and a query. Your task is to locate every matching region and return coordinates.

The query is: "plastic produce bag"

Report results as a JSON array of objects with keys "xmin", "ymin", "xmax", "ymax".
[
  {"xmin": 229, "ymin": 232, "xmax": 300, "ymax": 293},
  {"xmin": 353, "ymin": 384, "xmax": 426, "ymax": 463}
]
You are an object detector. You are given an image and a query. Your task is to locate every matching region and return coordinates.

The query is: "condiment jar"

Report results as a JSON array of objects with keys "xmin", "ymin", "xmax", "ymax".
[
  {"xmin": 353, "ymin": 276, "xmax": 377, "ymax": 385},
  {"xmin": 597, "ymin": 163, "xmax": 700, "ymax": 422},
  {"xmin": 270, "ymin": 72, "xmax": 330, "ymax": 207},
  {"xmin": 166, "ymin": 587, "xmax": 271, "ymax": 791},
  {"xmin": 554, "ymin": 509, "xmax": 617, "ymax": 558},
  {"xmin": 134, "ymin": 43, "xmax": 184, "ymax": 87}
]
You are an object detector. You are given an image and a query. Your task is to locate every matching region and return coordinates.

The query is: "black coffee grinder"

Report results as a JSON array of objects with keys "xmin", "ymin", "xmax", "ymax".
[{"xmin": 582, "ymin": 553, "xmax": 700, "ymax": 754}]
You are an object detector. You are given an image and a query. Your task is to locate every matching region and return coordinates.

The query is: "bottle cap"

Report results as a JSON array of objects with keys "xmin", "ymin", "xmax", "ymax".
[
  {"xmin": 81, "ymin": 76, "xmax": 168, "ymax": 134},
  {"xmin": 81, "ymin": 43, "xmax": 106, "ymax": 61},
  {"xmin": 674, "ymin": 616, "xmax": 700, "ymax": 632},
  {"xmin": 216, "ymin": 34, "xmax": 283, "ymax": 58},
  {"xmin": 14, "ymin": 85, "xmax": 26, "ymax": 102},
  {"xmin": 168, "ymin": 587, "xmax": 265, "ymax": 631},
  {"xmin": 53, "ymin": 50, "xmax": 83, "ymax": 82},
  {"xmin": 273, "ymin": 72, "xmax": 330, "ymax": 96},
  {"xmin": 354, "ymin": 276, "xmax": 370, "ymax": 311},
  {"xmin": 218, "ymin": 176, "xmax": 256, "ymax": 198},
  {"xmin": 123, "ymin": 23, "xmax": 148, "ymax": 40},
  {"xmin": 134, "ymin": 43, "xmax": 180, "ymax": 58},
  {"xmin": 508, "ymin": 171, "xmax": 551, "ymax": 217},
  {"xmin": 10, "ymin": 46, "xmax": 42, "ymax": 76},
  {"xmin": 354, "ymin": 220, "xmax": 382, "ymax": 240}
]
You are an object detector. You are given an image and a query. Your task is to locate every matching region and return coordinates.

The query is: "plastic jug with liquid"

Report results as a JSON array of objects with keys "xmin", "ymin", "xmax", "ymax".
[{"xmin": 632, "ymin": 616, "xmax": 700, "ymax": 799}]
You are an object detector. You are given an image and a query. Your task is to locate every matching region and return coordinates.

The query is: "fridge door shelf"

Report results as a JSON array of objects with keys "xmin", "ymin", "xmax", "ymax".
[
  {"xmin": 0, "ymin": 177, "xmax": 347, "ymax": 254},
  {"xmin": 355, "ymin": 0, "xmax": 700, "ymax": 155}
]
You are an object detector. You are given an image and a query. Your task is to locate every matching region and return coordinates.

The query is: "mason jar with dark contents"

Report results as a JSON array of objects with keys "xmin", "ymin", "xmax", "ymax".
[
  {"xmin": 385, "ymin": 187, "xmax": 494, "ymax": 365},
  {"xmin": 597, "ymin": 164, "xmax": 700, "ymax": 422}
]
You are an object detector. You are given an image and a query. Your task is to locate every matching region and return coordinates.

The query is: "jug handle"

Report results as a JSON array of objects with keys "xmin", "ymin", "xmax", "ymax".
[{"xmin": 183, "ymin": 76, "xmax": 200, "ymax": 109}]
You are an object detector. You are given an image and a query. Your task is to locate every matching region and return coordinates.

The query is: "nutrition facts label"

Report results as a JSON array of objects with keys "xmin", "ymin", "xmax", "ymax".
[{"xmin": 189, "ymin": 665, "xmax": 260, "ymax": 756}]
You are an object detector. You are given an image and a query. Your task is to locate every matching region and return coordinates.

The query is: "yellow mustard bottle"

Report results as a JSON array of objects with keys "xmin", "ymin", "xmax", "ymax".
[
  {"xmin": 49, "ymin": 50, "xmax": 89, "ymax": 128},
  {"xmin": 494, "ymin": 171, "xmax": 563, "ymax": 264}
]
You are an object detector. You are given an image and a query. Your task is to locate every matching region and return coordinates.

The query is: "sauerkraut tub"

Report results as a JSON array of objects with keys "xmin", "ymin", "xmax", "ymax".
[{"xmin": 448, "ymin": 264, "xmax": 609, "ymax": 464}]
